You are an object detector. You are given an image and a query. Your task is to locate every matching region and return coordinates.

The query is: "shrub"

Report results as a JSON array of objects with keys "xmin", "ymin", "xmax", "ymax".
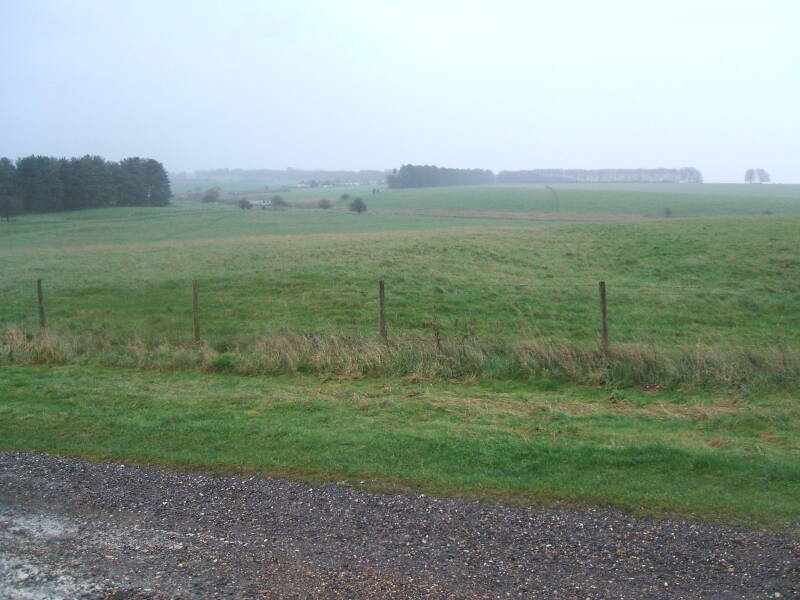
[
  {"xmin": 317, "ymin": 198, "xmax": 332, "ymax": 209},
  {"xmin": 664, "ymin": 207, "xmax": 672, "ymax": 217},
  {"xmin": 237, "ymin": 199, "xmax": 253, "ymax": 210},
  {"xmin": 349, "ymin": 197, "xmax": 367, "ymax": 214},
  {"xmin": 201, "ymin": 187, "xmax": 221, "ymax": 203},
  {"xmin": 271, "ymin": 195, "xmax": 289, "ymax": 208}
]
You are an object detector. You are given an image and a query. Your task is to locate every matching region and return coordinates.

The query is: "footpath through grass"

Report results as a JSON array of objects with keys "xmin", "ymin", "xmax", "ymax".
[{"xmin": 1, "ymin": 366, "xmax": 798, "ymax": 531}]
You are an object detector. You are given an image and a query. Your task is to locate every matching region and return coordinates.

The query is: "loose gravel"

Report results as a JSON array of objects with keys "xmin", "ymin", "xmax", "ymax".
[{"xmin": 0, "ymin": 451, "xmax": 797, "ymax": 599}]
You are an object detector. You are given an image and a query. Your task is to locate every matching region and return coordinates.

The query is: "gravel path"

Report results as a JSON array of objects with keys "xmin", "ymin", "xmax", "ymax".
[{"xmin": 0, "ymin": 452, "xmax": 797, "ymax": 599}]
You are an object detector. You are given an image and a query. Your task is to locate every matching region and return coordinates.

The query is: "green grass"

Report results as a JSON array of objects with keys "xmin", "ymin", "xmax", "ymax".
[
  {"xmin": 1, "ymin": 206, "xmax": 798, "ymax": 350},
  {"xmin": 360, "ymin": 184, "xmax": 800, "ymax": 217},
  {"xmin": 3, "ymin": 186, "xmax": 799, "ymax": 529},
  {"xmin": 0, "ymin": 202, "xmax": 551, "ymax": 248},
  {"xmin": 223, "ymin": 183, "xmax": 800, "ymax": 218},
  {"xmin": 1, "ymin": 365, "xmax": 797, "ymax": 530}
]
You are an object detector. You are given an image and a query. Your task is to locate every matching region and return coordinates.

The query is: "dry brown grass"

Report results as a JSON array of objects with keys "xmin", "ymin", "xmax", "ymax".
[{"xmin": 2, "ymin": 325, "xmax": 798, "ymax": 392}]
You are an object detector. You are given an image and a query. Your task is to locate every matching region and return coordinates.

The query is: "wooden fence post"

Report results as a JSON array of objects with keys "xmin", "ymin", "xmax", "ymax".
[
  {"xmin": 36, "ymin": 279, "xmax": 47, "ymax": 329},
  {"xmin": 192, "ymin": 280, "xmax": 201, "ymax": 343},
  {"xmin": 599, "ymin": 280, "xmax": 608, "ymax": 352},
  {"xmin": 378, "ymin": 280, "xmax": 387, "ymax": 341}
]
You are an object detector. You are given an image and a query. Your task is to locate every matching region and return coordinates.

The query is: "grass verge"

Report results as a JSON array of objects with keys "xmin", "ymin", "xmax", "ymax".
[
  {"xmin": 1, "ymin": 365, "xmax": 798, "ymax": 531},
  {"xmin": 2, "ymin": 327, "xmax": 799, "ymax": 392}
]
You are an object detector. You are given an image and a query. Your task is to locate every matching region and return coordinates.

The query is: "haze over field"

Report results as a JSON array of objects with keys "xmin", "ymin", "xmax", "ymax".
[
  {"xmin": 3, "ymin": 4, "xmax": 800, "ymax": 591},
  {"xmin": 1, "ymin": 0, "xmax": 799, "ymax": 182}
]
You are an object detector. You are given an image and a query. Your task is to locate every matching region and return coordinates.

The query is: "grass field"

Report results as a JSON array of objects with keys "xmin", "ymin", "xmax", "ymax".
[
  {"xmin": 181, "ymin": 182, "xmax": 800, "ymax": 218},
  {"xmin": 2, "ymin": 183, "xmax": 799, "ymax": 528},
  {"xmin": 1, "ymin": 365, "xmax": 798, "ymax": 530},
  {"xmin": 1, "ymin": 204, "xmax": 797, "ymax": 349}
]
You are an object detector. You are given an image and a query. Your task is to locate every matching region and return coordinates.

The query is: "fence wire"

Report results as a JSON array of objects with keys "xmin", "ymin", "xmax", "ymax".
[{"xmin": 2, "ymin": 277, "xmax": 798, "ymax": 348}]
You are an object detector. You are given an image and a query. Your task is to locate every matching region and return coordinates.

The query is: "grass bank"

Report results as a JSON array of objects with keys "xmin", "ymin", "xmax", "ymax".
[
  {"xmin": 2, "ymin": 327, "xmax": 799, "ymax": 392},
  {"xmin": 1, "ymin": 366, "xmax": 797, "ymax": 531}
]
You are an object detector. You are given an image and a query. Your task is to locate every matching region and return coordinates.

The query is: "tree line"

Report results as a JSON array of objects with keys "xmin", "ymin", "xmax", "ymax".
[
  {"xmin": 0, "ymin": 155, "xmax": 171, "ymax": 216},
  {"xmin": 386, "ymin": 165, "xmax": 495, "ymax": 188},
  {"xmin": 385, "ymin": 165, "xmax": 704, "ymax": 188},
  {"xmin": 496, "ymin": 168, "xmax": 703, "ymax": 184},
  {"xmin": 175, "ymin": 167, "xmax": 387, "ymax": 185}
]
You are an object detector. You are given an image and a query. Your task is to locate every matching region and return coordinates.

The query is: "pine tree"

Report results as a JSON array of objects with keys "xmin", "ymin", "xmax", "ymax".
[
  {"xmin": 144, "ymin": 159, "xmax": 172, "ymax": 206},
  {"xmin": 14, "ymin": 156, "xmax": 64, "ymax": 212},
  {"xmin": 0, "ymin": 158, "xmax": 15, "ymax": 196}
]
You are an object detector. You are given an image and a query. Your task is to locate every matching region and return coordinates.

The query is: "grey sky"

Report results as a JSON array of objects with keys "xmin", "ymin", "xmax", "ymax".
[{"xmin": 2, "ymin": 0, "xmax": 798, "ymax": 182}]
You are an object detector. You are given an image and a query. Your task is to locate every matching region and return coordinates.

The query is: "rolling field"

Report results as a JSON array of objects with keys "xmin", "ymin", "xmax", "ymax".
[
  {"xmin": 357, "ymin": 184, "xmax": 800, "ymax": 218},
  {"xmin": 1, "ymin": 204, "xmax": 797, "ymax": 348},
  {"xmin": 2, "ymin": 184, "xmax": 799, "ymax": 528},
  {"xmin": 190, "ymin": 182, "xmax": 800, "ymax": 218}
]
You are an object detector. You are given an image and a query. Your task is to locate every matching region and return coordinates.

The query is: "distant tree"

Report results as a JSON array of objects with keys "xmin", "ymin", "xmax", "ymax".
[
  {"xmin": 756, "ymin": 169, "xmax": 771, "ymax": 183},
  {"xmin": 664, "ymin": 207, "xmax": 672, "ymax": 217},
  {"xmin": 349, "ymin": 197, "xmax": 367, "ymax": 214},
  {"xmin": 0, "ymin": 158, "xmax": 15, "ymax": 196},
  {"xmin": 237, "ymin": 198, "xmax": 253, "ymax": 209},
  {"xmin": 0, "ymin": 195, "xmax": 23, "ymax": 221},
  {"xmin": 387, "ymin": 164, "xmax": 495, "ymax": 188},
  {"xmin": 745, "ymin": 169, "xmax": 755, "ymax": 184},
  {"xmin": 114, "ymin": 157, "xmax": 148, "ymax": 206},
  {"xmin": 14, "ymin": 156, "xmax": 64, "ymax": 212},
  {"xmin": 317, "ymin": 198, "xmax": 332, "ymax": 209},
  {"xmin": 340, "ymin": 193, "xmax": 350, "ymax": 201},
  {"xmin": 271, "ymin": 195, "xmax": 288, "ymax": 207},
  {"xmin": 144, "ymin": 159, "xmax": 172, "ymax": 205},
  {"xmin": 60, "ymin": 155, "xmax": 117, "ymax": 210},
  {"xmin": 201, "ymin": 187, "xmax": 221, "ymax": 203}
]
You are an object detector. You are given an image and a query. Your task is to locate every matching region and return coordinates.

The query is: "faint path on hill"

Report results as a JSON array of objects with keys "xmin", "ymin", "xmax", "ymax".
[{"xmin": 0, "ymin": 452, "xmax": 797, "ymax": 599}]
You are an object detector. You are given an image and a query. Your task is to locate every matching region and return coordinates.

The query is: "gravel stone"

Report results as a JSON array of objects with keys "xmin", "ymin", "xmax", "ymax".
[{"xmin": 0, "ymin": 451, "xmax": 797, "ymax": 599}]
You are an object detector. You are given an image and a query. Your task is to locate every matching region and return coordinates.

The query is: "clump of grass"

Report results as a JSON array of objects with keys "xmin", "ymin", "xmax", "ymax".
[
  {"xmin": 2, "ymin": 325, "xmax": 798, "ymax": 392},
  {"xmin": 0, "ymin": 326, "xmax": 72, "ymax": 365}
]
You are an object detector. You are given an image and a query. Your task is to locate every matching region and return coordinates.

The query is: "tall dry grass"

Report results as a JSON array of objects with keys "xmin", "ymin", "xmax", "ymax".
[{"xmin": 1, "ymin": 325, "xmax": 798, "ymax": 391}]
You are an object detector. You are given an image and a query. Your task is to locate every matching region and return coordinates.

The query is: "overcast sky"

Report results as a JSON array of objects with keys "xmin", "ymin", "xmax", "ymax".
[{"xmin": 1, "ymin": 0, "xmax": 798, "ymax": 182}]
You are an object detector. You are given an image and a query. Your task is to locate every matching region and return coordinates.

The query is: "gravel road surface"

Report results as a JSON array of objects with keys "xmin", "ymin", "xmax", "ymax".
[{"xmin": 0, "ymin": 451, "xmax": 797, "ymax": 599}]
